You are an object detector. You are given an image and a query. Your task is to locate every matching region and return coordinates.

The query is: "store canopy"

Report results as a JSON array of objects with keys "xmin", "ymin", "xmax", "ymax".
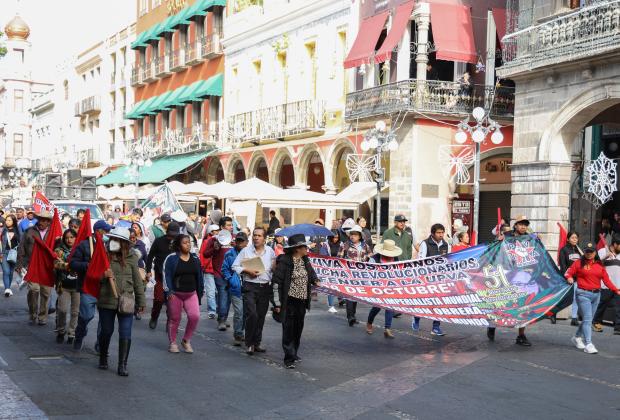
[
  {"xmin": 344, "ymin": 11, "xmax": 389, "ymax": 69},
  {"xmin": 150, "ymin": 91, "xmax": 175, "ymax": 113},
  {"xmin": 375, "ymin": 1, "xmax": 415, "ymax": 64},
  {"xmin": 335, "ymin": 182, "xmax": 389, "ymax": 204},
  {"xmin": 145, "ymin": 22, "xmax": 164, "ymax": 43},
  {"xmin": 125, "ymin": 100, "xmax": 148, "ymax": 120},
  {"xmin": 493, "ymin": 8, "xmax": 507, "ymax": 45},
  {"xmin": 96, "ymin": 151, "xmax": 212, "ymax": 185},
  {"xmin": 430, "ymin": 3, "xmax": 477, "ymax": 64},
  {"xmin": 195, "ymin": 73, "xmax": 223, "ymax": 98},
  {"xmin": 171, "ymin": 6, "xmax": 194, "ymax": 28},
  {"xmin": 131, "ymin": 31, "xmax": 149, "ymax": 49}
]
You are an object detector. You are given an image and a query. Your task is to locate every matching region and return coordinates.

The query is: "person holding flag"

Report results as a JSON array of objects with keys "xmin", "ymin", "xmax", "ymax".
[
  {"xmin": 54, "ymin": 229, "xmax": 80, "ymax": 344},
  {"xmin": 16, "ymin": 209, "xmax": 57, "ymax": 325},
  {"xmin": 70, "ymin": 218, "xmax": 113, "ymax": 350}
]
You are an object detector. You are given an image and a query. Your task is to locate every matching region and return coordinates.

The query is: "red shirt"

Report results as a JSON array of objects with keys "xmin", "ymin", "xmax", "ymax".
[
  {"xmin": 565, "ymin": 259, "xmax": 619, "ymax": 293},
  {"xmin": 202, "ymin": 235, "xmax": 232, "ymax": 279},
  {"xmin": 451, "ymin": 244, "xmax": 469, "ymax": 252}
]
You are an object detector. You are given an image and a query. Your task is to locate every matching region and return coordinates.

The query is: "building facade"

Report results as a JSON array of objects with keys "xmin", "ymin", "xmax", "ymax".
[{"xmin": 498, "ymin": 0, "xmax": 620, "ymax": 251}]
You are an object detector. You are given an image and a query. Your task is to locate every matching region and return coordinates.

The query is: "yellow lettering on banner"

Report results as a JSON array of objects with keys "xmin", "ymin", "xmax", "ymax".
[{"xmin": 482, "ymin": 265, "xmax": 510, "ymax": 289}]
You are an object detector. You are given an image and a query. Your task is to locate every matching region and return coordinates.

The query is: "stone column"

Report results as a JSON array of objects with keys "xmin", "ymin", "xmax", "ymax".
[{"xmin": 412, "ymin": 2, "xmax": 430, "ymax": 82}]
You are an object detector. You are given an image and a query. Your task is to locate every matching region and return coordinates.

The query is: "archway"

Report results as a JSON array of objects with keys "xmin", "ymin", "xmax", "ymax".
[
  {"xmin": 271, "ymin": 150, "xmax": 295, "ymax": 188},
  {"xmin": 205, "ymin": 158, "xmax": 225, "ymax": 184},
  {"xmin": 305, "ymin": 152, "xmax": 325, "ymax": 193},
  {"xmin": 329, "ymin": 139, "xmax": 356, "ymax": 191},
  {"xmin": 248, "ymin": 152, "xmax": 269, "ymax": 182},
  {"xmin": 226, "ymin": 156, "xmax": 246, "ymax": 183}
]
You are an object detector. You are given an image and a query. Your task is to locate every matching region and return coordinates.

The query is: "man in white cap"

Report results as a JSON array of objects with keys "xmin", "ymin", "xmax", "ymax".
[{"xmin": 16, "ymin": 210, "xmax": 54, "ymax": 325}]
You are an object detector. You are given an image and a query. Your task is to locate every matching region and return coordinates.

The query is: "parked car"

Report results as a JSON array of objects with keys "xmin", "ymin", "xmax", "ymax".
[{"xmin": 52, "ymin": 200, "xmax": 105, "ymax": 223}]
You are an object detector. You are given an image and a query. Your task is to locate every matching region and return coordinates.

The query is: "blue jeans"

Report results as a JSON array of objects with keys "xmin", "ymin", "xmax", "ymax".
[
  {"xmin": 98, "ymin": 308, "xmax": 133, "ymax": 340},
  {"xmin": 215, "ymin": 276, "xmax": 230, "ymax": 321},
  {"xmin": 327, "ymin": 294, "xmax": 336, "ymax": 306},
  {"xmin": 575, "ymin": 289, "xmax": 600, "ymax": 345},
  {"xmin": 368, "ymin": 307, "xmax": 393, "ymax": 328},
  {"xmin": 1, "ymin": 257, "xmax": 15, "ymax": 290},
  {"xmin": 75, "ymin": 292, "xmax": 98, "ymax": 340},
  {"xmin": 571, "ymin": 283, "xmax": 579, "ymax": 318},
  {"xmin": 414, "ymin": 317, "xmax": 440, "ymax": 329},
  {"xmin": 203, "ymin": 273, "xmax": 217, "ymax": 314},
  {"xmin": 230, "ymin": 294, "xmax": 244, "ymax": 337}
]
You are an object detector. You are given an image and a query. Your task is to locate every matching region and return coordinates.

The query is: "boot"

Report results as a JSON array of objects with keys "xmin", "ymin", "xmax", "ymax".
[
  {"xmin": 98, "ymin": 335, "xmax": 110, "ymax": 370},
  {"xmin": 117, "ymin": 338, "xmax": 131, "ymax": 377}
]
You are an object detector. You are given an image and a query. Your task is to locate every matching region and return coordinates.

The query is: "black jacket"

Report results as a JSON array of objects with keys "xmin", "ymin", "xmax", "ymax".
[
  {"xmin": 69, "ymin": 238, "xmax": 95, "ymax": 292},
  {"xmin": 559, "ymin": 244, "xmax": 581, "ymax": 274},
  {"xmin": 272, "ymin": 253, "xmax": 319, "ymax": 317},
  {"xmin": 146, "ymin": 235, "xmax": 174, "ymax": 274}
]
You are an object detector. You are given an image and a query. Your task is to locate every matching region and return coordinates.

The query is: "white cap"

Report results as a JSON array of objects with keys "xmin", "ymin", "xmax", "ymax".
[
  {"xmin": 207, "ymin": 224, "xmax": 220, "ymax": 234},
  {"xmin": 341, "ymin": 218, "xmax": 356, "ymax": 231}
]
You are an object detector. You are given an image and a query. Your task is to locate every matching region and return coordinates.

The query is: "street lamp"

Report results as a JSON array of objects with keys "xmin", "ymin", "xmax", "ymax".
[
  {"xmin": 124, "ymin": 146, "xmax": 153, "ymax": 208},
  {"xmin": 454, "ymin": 106, "xmax": 504, "ymax": 244},
  {"xmin": 360, "ymin": 120, "xmax": 399, "ymax": 243}
]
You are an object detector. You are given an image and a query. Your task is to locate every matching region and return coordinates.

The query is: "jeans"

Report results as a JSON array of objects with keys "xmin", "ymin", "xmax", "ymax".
[
  {"xmin": 203, "ymin": 273, "xmax": 217, "ymax": 314},
  {"xmin": 167, "ymin": 291, "xmax": 200, "ymax": 343},
  {"xmin": 215, "ymin": 276, "xmax": 231, "ymax": 322},
  {"xmin": 282, "ymin": 297, "xmax": 306, "ymax": 364},
  {"xmin": 1, "ymin": 257, "xmax": 15, "ymax": 290},
  {"xmin": 230, "ymin": 294, "xmax": 244, "ymax": 338},
  {"xmin": 575, "ymin": 289, "xmax": 601, "ymax": 345},
  {"xmin": 327, "ymin": 295, "xmax": 336, "ymax": 307},
  {"xmin": 414, "ymin": 317, "xmax": 441, "ymax": 329},
  {"xmin": 368, "ymin": 307, "xmax": 393, "ymax": 329},
  {"xmin": 75, "ymin": 292, "xmax": 98, "ymax": 340},
  {"xmin": 571, "ymin": 283, "xmax": 580, "ymax": 319},
  {"xmin": 242, "ymin": 282, "xmax": 271, "ymax": 347},
  {"xmin": 98, "ymin": 307, "xmax": 133, "ymax": 340}
]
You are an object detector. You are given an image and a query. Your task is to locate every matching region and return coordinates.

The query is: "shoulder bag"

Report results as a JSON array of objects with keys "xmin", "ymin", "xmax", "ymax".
[
  {"xmin": 117, "ymin": 266, "xmax": 136, "ymax": 315},
  {"xmin": 6, "ymin": 234, "xmax": 18, "ymax": 264}
]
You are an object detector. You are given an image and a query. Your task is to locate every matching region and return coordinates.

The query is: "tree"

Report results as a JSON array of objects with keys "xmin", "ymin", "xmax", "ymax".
[{"xmin": 0, "ymin": 30, "xmax": 7, "ymax": 58}]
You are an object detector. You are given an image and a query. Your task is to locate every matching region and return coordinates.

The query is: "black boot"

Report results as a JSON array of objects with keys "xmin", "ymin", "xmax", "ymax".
[
  {"xmin": 117, "ymin": 339, "xmax": 131, "ymax": 377},
  {"xmin": 98, "ymin": 335, "xmax": 110, "ymax": 370}
]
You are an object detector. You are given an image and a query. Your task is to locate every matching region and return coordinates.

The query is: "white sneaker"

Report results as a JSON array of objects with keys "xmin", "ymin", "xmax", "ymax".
[
  {"xmin": 327, "ymin": 306, "xmax": 337, "ymax": 314},
  {"xmin": 571, "ymin": 336, "xmax": 585, "ymax": 350},
  {"xmin": 4, "ymin": 289, "xmax": 12, "ymax": 297},
  {"xmin": 584, "ymin": 343, "xmax": 598, "ymax": 354}
]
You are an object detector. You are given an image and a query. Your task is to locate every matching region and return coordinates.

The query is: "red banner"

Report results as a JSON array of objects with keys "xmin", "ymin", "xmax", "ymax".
[{"xmin": 33, "ymin": 191, "xmax": 54, "ymax": 213}]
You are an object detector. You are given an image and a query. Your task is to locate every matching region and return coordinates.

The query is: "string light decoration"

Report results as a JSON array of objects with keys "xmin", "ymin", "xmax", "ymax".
[
  {"xmin": 583, "ymin": 152, "xmax": 617, "ymax": 208},
  {"xmin": 346, "ymin": 154, "xmax": 379, "ymax": 183},
  {"xmin": 438, "ymin": 145, "xmax": 476, "ymax": 185}
]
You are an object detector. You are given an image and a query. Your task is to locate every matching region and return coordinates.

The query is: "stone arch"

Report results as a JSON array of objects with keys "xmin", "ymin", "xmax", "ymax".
[
  {"xmin": 225, "ymin": 154, "xmax": 246, "ymax": 183},
  {"xmin": 296, "ymin": 143, "xmax": 326, "ymax": 192},
  {"xmin": 326, "ymin": 137, "xmax": 357, "ymax": 192},
  {"xmin": 538, "ymin": 83, "xmax": 620, "ymax": 162},
  {"xmin": 205, "ymin": 157, "xmax": 225, "ymax": 184},
  {"xmin": 247, "ymin": 150, "xmax": 270, "ymax": 182},
  {"xmin": 269, "ymin": 148, "xmax": 295, "ymax": 188}
]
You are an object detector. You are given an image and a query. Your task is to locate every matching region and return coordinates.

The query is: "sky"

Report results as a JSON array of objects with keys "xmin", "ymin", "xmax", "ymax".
[{"xmin": 2, "ymin": 0, "xmax": 135, "ymax": 81}]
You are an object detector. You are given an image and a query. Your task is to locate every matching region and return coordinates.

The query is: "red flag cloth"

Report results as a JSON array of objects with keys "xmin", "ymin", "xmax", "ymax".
[
  {"xmin": 596, "ymin": 233, "xmax": 607, "ymax": 251},
  {"xmin": 33, "ymin": 191, "xmax": 54, "ymax": 213},
  {"xmin": 557, "ymin": 222, "xmax": 567, "ymax": 262},
  {"xmin": 45, "ymin": 208, "xmax": 63, "ymax": 250},
  {"xmin": 470, "ymin": 230, "xmax": 477, "ymax": 246},
  {"xmin": 24, "ymin": 236, "xmax": 56, "ymax": 287},
  {"xmin": 82, "ymin": 232, "xmax": 110, "ymax": 299},
  {"xmin": 68, "ymin": 209, "xmax": 92, "ymax": 263}
]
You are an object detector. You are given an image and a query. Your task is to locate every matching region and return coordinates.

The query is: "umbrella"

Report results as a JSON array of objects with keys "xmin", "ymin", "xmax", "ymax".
[{"xmin": 276, "ymin": 224, "xmax": 333, "ymax": 238}]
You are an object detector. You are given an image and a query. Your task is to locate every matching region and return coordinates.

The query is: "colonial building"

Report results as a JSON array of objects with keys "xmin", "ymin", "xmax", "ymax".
[{"xmin": 498, "ymin": 0, "xmax": 620, "ymax": 250}]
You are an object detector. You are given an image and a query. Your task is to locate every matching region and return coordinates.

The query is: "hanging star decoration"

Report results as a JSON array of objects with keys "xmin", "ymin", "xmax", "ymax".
[
  {"xmin": 438, "ymin": 145, "xmax": 475, "ymax": 185},
  {"xmin": 583, "ymin": 152, "xmax": 617, "ymax": 208},
  {"xmin": 346, "ymin": 154, "xmax": 378, "ymax": 183}
]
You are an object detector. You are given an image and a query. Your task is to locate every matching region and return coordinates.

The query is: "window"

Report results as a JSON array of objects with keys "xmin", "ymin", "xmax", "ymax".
[
  {"xmin": 13, "ymin": 89, "xmax": 24, "ymax": 112},
  {"xmin": 13, "ymin": 133, "xmax": 23, "ymax": 156},
  {"xmin": 94, "ymin": 119, "xmax": 100, "ymax": 128},
  {"xmin": 97, "ymin": 67, "xmax": 101, "ymax": 76},
  {"xmin": 63, "ymin": 80, "xmax": 69, "ymax": 100},
  {"xmin": 14, "ymin": 49, "xmax": 24, "ymax": 63},
  {"xmin": 82, "ymin": 74, "xmax": 86, "ymax": 82},
  {"xmin": 139, "ymin": 0, "xmax": 148, "ymax": 15}
]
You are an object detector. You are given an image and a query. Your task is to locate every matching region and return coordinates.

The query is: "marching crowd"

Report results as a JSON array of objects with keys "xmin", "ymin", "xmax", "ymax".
[{"xmin": 1, "ymin": 204, "xmax": 620, "ymax": 377}]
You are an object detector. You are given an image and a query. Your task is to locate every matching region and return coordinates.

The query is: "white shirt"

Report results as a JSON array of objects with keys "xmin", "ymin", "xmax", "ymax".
[
  {"xmin": 418, "ymin": 238, "xmax": 451, "ymax": 258},
  {"xmin": 598, "ymin": 247, "xmax": 620, "ymax": 289},
  {"xmin": 232, "ymin": 244, "xmax": 276, "ymax": 284}
]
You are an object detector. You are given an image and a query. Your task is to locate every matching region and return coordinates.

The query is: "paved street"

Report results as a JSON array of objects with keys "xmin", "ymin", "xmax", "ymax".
[{"xmin": 1, "ymin": 288, "xmax": 619, "ymax": 420}]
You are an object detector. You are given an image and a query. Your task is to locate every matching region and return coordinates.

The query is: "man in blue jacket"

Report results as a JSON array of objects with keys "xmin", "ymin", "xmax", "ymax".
[
  {"xmin": 70, "ymin": 220, "xmax": 113, "ymax": 350},
  {"xmin": 222, "ymin": 232, "xmax": 248, "ymax": 346}
]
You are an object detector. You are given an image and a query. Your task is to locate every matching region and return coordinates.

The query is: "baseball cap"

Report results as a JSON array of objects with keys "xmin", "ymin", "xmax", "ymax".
[
  {"xmin": 235, "ymin": 232, "xmax": 248, "ymax": 242},
  {"xmin": 93, "ymin": 220, "xmax": 113, "ymax": 232},
  {"xmin": 583, "ymin": 242, "xmax": 596, "ymax": 252},
  {"xmin": 160, "ymin": 213, "xmax": 172, "ymax": 223},
  {"xmin": 394, "ymin": 214, "xmax": 408, "ymax": 222},
  {"xmin": 207, "ymin": 224, "xmax": 220, "ymax": 234},
  {"xmin": 26, "ymin": 206, "xmax": 35, "ymax": 214},
  {"xmin": 166, "ymin": 221, "xmax": 181, "ymax": 236}
]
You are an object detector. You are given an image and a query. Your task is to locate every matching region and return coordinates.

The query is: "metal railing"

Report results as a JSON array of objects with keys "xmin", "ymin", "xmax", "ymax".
[
  {"xmin": 500, "ymin": 0, "xmax": 620, "ymax": 75},
  {"xmin": 170, "ymin": 48, "xmax": 186, "ymax": 70},
  {"xmin": 345, "ymin": 80, "xmax": 515, "ymax": 121},
  {"xmin": 225, "ymin": 100, "xmax": 325, "ymax": 146},
  {"xmin": 185, "ymin": 39, "xmax": 204, "ymax": 63},
  {"xmin": 131, "ymin": 65, "xmax": 143, "ymax": 85},
  {"xmin": 75, "ymin": 95, "xmax": 102, "ymax": 116},
  {"xmin": 202, "ymin": 33, "xmax": 223, "ymax": 58},
  {"xmin": 124, "ymin": 123, "xmax": 220, "ymax": 158}
]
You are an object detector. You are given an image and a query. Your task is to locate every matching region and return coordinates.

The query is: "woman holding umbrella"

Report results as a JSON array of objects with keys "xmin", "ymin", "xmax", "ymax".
[{"xmin": 272, "ymin": 234, "xmax": 321, "ymax": 369}]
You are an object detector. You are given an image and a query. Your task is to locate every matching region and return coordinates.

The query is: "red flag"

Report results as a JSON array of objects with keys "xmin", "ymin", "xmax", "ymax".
[
  {"xmin": 596, "ymin": 233, "xmax": 607, "ymax": 251},
  {"xmin": 33, "ymin": 191, "xmax": 54, "ymax": 213},
  {"xmin": 82, "ymin": 232, "xmax": 110, "ymax": 299},
  {"xmin": 471, "ymin": 230, "xmax": 477, "ymax": 246},
  {"xmin": 557, "ymin": 222, "xmax": 567, "ymax": 262},
  {"xmin": 24, "ymin": 236, "xmax": 56, "ymax": 287},
  {"xmin": 67, "ymin": 209, "xmax": 92, "ymax": 263},
  {"xmin": 45, "ymin": 208, "xmax": 63, "ymax": 250}
]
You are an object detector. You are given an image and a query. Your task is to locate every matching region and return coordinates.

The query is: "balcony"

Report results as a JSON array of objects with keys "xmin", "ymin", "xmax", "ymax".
[
  {"xmin": 143, "ymin": 60, "xmax": 158, "ymax": 83},
  {"xmin": 344, "ymin": 80, "xmax": 515, "ymax": 122},
  {"xmin": 226, "ymin": 100, "xmax": 325, "ymax": 146},
  {"xmin": 170, "ymin": 48, "xmax": 186, "ymax": 72},
  {"xmin": 75, "ymin": 96, "xmax": 101, "ymax": 117},
  {"xmin": 130, "ymin": 65, "xmax": 144, "ymax": 86},
  {"xmin": 202, "ymin": 33, "xmax": 223, "ymax": 59},
  {"xmin": 185, "ymin": 40, "xmax": 205, "ymax": 65},
  {"xmin": 155, "ymin": 54, "xmax": 171, "ymax": 77},
  {"xmin": 124, "ymin": 123, "xmax": 219, "ymax": 158},
  {"xmin": 499, "ymin": 1, "xmax": 620, "ymax": 77}
]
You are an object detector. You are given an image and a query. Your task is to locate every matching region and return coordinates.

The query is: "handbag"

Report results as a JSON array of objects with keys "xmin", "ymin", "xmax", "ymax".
[
  {"xmin": 118, "ymin": 291, "xmax": 135, "ymax": 315},
  {"xmin": 6, "ymin": 237, "xmax": 17, "ymax": 264}
]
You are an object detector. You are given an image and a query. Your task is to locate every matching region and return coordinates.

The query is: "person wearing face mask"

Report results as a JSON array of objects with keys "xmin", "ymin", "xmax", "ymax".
[
  {"xmin": 16, "ymin": 210, "xmax": 54, "ymax": 325},
  {"xmin": 69, "ymin": 220, "xmax": 113, "ymax": 350}
]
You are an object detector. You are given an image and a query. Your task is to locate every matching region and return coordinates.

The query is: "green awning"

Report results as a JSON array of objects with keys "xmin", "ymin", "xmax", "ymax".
[
  {"xmin": 177, "ymin": 81, "xmax": 202, "ymax": 103},
  {"xmin": 150, "ymin": 91, "xmax": 175, "ymax": 113},
  {"xmin": 136, "ymin": 96, "xmax": 160, "ymax": 117},
  {"xmin": 161, "ymin": 15, "xmax": 177, "ymax": 34},
  {"xmin": 171, "ymin": 6, "xmax": 193, "ymax": 28},
  {"xmin": 162, "ymin": 85, "xmax": 191, "ymax": 108},
  {"xmin": 131, "ymin": 31, "xmax": 149, "ymax": 49},
  {"xmin": 144, "ymin": 22, "xmax": 164, "ymax": 43},
  {"xmin": 194, "ymin": 73, "xmax": 223, "ymax": 98},
  {"xmin": 126, "ymin": 100, "xmax": 147, "ymax": 120},
  {"xmin": 96, "ymin": 151, "xmax": 212, "ymax": 185},
  {"xmin": 206, "ymin": 0, "xmax": 227, "ymax": 11},
  {"xmin": 188, "ymin": 0, "xmax": 209, "ymax": 17}
]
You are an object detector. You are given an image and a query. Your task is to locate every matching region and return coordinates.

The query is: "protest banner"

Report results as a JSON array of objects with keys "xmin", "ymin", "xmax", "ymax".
[
  {"xmin": 33, "ymin": 191, "xmax": 54, "ymax": 213},
  {"xmin": 312, "ymin": 235, "xmax": 571, "ymax": 328}
]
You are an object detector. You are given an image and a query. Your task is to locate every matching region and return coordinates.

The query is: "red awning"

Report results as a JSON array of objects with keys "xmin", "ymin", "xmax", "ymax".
[
  {"xmin": 344, "ymin": 11, "xmax": 390, "ymax": 69},
  {"xmin": 375, "ymin": 1, "xmax": 415, "ymax": 64},
  {"xmin": 429, "ymin": 3, "xmax": 477, "ymax": 64},
  {"xmin": 492, "ymin": 8, "xmax": 507, "ymax": 45}
]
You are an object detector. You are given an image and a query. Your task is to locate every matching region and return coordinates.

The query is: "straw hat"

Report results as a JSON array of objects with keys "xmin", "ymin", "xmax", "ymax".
[
  {"xmin": 35, "ymin": 209, "xmax": 53, "ymax": 219},
  {"xmin": 514, "ymin": 215, "xmax": 530, "ymax": 226},
  {"xmin": 374, "ymin": 240, "xmax": 402, "ymax": 257}
]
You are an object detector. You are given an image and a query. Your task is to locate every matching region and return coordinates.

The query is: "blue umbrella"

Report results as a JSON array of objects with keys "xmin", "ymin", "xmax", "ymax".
[{"xmin": 276, "ymin": 223, "xmax": 333, "ymax": 238}]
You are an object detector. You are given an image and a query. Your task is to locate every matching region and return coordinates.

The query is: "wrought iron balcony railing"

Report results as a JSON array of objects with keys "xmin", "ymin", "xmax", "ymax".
[
  {"xmin": 185, "ymin": 39, "xmax": 205, "ymax": 65},
  {"xmin": 225, "ymin": 100, "xmax": 325, "ymax": 146},
  {"xmin": 131, "ymin": 65, "xmax": 144, "ymax": 86},
  {"xmin": 124, "ymin": 123, "xmax": 220, "ymax": 158},
  {"xmin": 75, "ymin": 95, "xmax": 102, "ymax": 116},
  {"xmin": 345, "ymin": 80, "xmax": 514, "ymax": 121},
  {"xmin": 499, "ymin": 0, "xmax": 620, "ymax": 76},
  {"xmin": 202, "ymin": 33, "xmax": 223, "ymax": 59}
]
